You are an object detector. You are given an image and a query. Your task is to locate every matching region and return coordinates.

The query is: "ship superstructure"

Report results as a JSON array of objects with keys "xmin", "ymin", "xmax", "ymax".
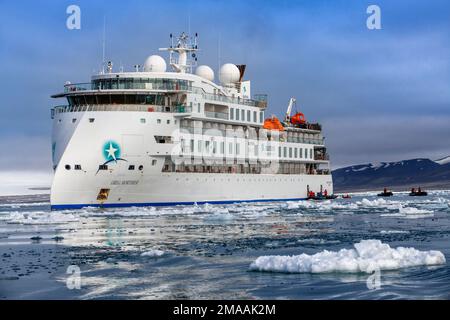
[{"xmin": 50, "ymin": 33, "xmax": 332, "ymax": 209}]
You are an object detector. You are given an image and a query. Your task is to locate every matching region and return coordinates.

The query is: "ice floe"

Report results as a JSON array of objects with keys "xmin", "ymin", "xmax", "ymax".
[
  {"xmin": 3, "ymin": 211, "xmax": 79, "ymax": 225},
  {"xmin": 249, "ymin": 239, "xmax": 446, "ymax": 274},
  {"xmin": 141, "ymin": 249, "xmax": 165, "ymax": 257},
  {"xmin": 380, "ymin": 230, "xmax": 410, "ymax": 234}
]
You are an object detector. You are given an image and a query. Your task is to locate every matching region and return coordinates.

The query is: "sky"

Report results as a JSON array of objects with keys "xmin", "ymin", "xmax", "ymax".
[{"xmin": 0, "ymin": 0, "xmax": 449, "ymax": 175}]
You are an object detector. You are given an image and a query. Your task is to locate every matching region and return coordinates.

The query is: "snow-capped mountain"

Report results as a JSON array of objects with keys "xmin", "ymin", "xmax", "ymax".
[
  {"xmin": 434, "ymin": 156, "xmax": 450, "ymax": 165},
  {"xmin": 332, "ymin": 158, "xmax": 450, "ymax": 192}
]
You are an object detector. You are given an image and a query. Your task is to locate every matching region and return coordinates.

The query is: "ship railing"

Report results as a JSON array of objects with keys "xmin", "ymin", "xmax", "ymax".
[
  {"xmin": 51, "ymin": 104, "xmax": 192, "ymax": 118},
  {"xmin": 287, "ymin": 138, "xmax": 325, "ymax": 145},
  {"xmin": 204, "ymin": 111, "xmax": 229, "ymax": 120},
  {"xmin": 62, "ymin": 83, "xmax": 266, "ymax": 108},
  {"xmin": 64, "ymin": 81, "xmax": 192, "ymax": 93}
]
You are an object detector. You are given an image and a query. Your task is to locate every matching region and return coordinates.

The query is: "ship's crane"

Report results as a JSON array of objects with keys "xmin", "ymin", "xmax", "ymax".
[{"xmin": 285, "ymin": 97, "xmax": 296, "ymax": 122}]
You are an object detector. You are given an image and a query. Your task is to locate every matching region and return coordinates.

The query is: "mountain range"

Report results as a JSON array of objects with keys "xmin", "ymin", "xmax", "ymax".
[{"xmin": 332, "ymin": 157, "xmax": 450, "ymax": 192}]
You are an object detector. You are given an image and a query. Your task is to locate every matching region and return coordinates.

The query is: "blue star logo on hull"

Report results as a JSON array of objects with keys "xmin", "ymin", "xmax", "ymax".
[{"xmin": 101, "ymin": 140, "xmax": 127, "ymax": 166}]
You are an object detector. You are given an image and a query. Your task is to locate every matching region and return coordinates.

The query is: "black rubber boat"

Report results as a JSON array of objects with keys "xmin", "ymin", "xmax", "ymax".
[
  {"xmin": 377, "ymin": 191, "xmax": 393, "ymax": 197},
  {"xmin": 409, "ymin": 191, "xmax": 428, "ymax": 196}
]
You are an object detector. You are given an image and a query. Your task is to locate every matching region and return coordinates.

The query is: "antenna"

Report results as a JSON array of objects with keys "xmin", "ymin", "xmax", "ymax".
[
  {"xmin": 101, "ymin": 16, "xmax": 106, "ymax": 74},
  {"xmin": 218, "ymin": 33, "xmax": 221, "ymax": 72},
  {"xmin": 188, "ymin": 9, "xmax": 191, "ymax": 36}
]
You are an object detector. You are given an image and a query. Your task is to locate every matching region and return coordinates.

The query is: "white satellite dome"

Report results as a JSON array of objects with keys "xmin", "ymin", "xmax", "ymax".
[
  {"xmin": 195, "ymin": 65, "xmax": 214, "ymax": 82},
  {"xmin": 219, "ymin": 63, "xmax": 240, "ymax": 85},
  {"xmin": 143, "ymin": 55, "xmax": 167, "ymax": 72}
]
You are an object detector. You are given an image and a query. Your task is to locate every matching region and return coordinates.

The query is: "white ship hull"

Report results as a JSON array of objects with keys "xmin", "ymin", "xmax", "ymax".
[{"xmin": 50, "ymin": 111, "xmax": 332, "ymax": 210}]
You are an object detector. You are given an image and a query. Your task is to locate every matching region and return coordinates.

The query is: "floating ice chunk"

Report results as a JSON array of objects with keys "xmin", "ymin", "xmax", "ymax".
[
  {"xmin": 203, "ymin": 212, "xmax": 235, "ymax": 221},
  {"xmin": 398, "ymin": 205, "xmax": 433, "ymax": 215},
  {"xmin": 5, "ymin": 211, "xmax": 79, "ymax": 225},
  {"xmin": 380, "ymin": 230, "xmax": 410, "ymax": 234},
  {"xmin": 141, "ymin": 249, "xmax": 165, "ymax": 257},
  {"xmin": 249, "ymin": 240, "xmax": 446, "ymax": 274}
]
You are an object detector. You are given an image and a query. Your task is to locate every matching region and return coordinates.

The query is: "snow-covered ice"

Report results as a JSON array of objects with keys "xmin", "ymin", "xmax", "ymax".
[
  {"xmin": 141, "ymin": 249, "xmax": 165, "ymax": 257},
  {"xmin": 249, "ymin": 240, "xmax": 446, "ymax": 274}
]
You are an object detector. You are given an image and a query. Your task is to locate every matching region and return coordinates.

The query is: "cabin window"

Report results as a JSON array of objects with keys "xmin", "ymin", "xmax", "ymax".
[
  {"xmin": 198, "ymin": 140, "xmax": 202, "ymax": 152},
  {"xmin": 167, "ymin": 120, "xmax": 170, "ymax": 124},
  {"xmin": 140, "ymin": 118, "xmax": 146, "ymax": 124},
  {"xmin": 236, "ymin": 143, "xmax": 240, "ymax": 155},
  {"xmin": 289, "ymin": 148, "xmax": 293, "ymax": 158},
  {"xmin": 284, "ymin": 147, "xmax": 287, "ymax": 158},
  {"xmin": 247, "ymin": 110, "xmax": 251, "ymax": 122},
  {"xmin": 89, "ymin": 118, "xmax": 95, "ymax": 123},
  {"xmin": 253, "ymin": 111, "xmax": 257, "ymax": 122},
  {"xmin": 75, "ymin": 165, "xmax": 82, "ymax": 170},
  {"xmin": 241, "ymin": 110, "xmax": 245, "ymax": 121},
  {"xmin": 152, "ymin": 160, "xmax": 157, "ymax": 166},
  {"xmin": 294, "ymin": 148, "xmax": 298, "ymax": 158},
  {"xmin": 190, "ymin": 139, "xmax": 194, "ymax": 152},
  {"xmin": 99, "ymin": 164, "xmax": 108, "ymax": 170},
  {"xmin": 197, "ymin": 103, "xmax": 201, "ymax": 113},
  {"xmin": 230, "ymin": 108, "xmax": 234, "ymax": 120},
  {"xmin": 278, "ymin": 147, "xmax": 281, "ymax": 158},
  {"xmin": 157, "ymin": 119, "xmax": 161, "ymax": 124},
  {"xmin": 221, "ymin": 142, "xmax": 225, "ymax": 154},
  {"xmin": 72, "ymin": 118, "xmax": 77, "ymax": 123},
  {"xmin": 300, "ymin": 148, "xmax": 303, "ymax": 158},
  {"xmin": 259, "ymin": 111, "xmax": 264, "ymax": 123},
  {"xmin": 236, "ymin": 109, "xmax": 240, "ymax": 120},
  {"xmin": 128, "ymin": 165, "xmax": 135, "ymax": 170},
  {"xmin": 229, "ymin": 142, "xmax": 233, "ymax": 154},
  {"xmin": 154, "ymin": 136, "xmax": 173, "ymax": 144}
]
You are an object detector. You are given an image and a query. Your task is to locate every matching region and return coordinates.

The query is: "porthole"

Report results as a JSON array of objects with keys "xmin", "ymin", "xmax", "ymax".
[
  {"xmin": 138, "ymin": 165, "xmax": 144, "ymax": 171},
  {"xmin": 65, "ymin": 165, "xmax": 71, "ymax": 170}
]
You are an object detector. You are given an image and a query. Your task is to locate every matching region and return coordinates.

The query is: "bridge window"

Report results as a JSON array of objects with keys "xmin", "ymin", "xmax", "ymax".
[{"xmin": 99, "ymin": 165, "xmax": 108, "ymax": 170}]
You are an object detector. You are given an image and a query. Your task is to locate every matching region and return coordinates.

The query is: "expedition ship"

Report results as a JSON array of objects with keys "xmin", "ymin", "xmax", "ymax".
[{"xmin": 50, "ymin": 33, "xmax": 332, "ymax": 210}]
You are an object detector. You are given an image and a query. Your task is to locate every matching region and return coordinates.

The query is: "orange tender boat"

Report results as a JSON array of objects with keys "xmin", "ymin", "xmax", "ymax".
[
  {"xmin": 290, "ymin": 112, "xmax": 306, "ymax": 125},
  {"xmin": 263, "ymin": 116, "xmax": 284, "ymax": 131}
]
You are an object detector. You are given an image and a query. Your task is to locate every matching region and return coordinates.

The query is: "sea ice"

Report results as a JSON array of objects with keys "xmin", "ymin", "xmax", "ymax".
[
  {"xmin": 141, "ymin": 249, "xmax": 165, "ymax": 257},
  {"xmin": 249, "ymin": 239, "xmax": 446, "ymax": 274}
]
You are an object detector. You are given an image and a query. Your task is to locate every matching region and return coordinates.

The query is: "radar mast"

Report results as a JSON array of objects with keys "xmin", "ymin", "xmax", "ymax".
[{"xmin": 159, "ymin": 32, "xmax": 198, "ymax": 73}]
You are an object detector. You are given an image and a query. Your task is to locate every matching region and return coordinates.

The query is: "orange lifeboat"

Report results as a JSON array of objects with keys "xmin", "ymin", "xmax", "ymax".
[
  {"xmin": 263, "ymin": 116, "xmax": 284, "ymax": 131},
  {"xmin": 290, "ymin": 112, "xmax": 306, "ymax": 125}
]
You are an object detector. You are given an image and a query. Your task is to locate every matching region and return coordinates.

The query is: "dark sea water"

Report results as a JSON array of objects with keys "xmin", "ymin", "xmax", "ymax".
[{"xmin": 0, "ymin": 191, "xmax": 449, "ymax": 300}]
